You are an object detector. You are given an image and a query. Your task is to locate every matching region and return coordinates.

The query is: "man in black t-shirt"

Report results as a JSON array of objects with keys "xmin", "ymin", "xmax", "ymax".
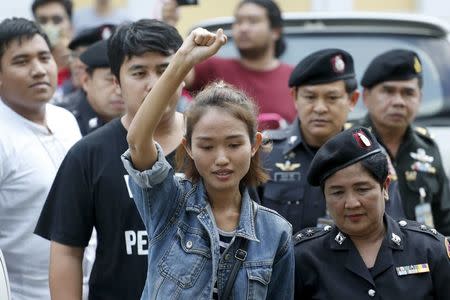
[{"xmin": 35, "ymin": 19, "xmax": 185, "ymax": 300}]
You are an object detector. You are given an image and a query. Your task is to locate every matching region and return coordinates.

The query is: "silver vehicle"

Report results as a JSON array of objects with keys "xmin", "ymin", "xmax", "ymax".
[{"xmin": 196, "ymin": 12, "xmax": 450, "ymax": 176}]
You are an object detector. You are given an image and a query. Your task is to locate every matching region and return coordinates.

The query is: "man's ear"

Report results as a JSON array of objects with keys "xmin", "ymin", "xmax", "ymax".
[
  {"xmin": 348, "ymin": 90, "xmax": 360, "ymax": 112},
  {"xmin": 182, "ymin": 137, "xmax": 193, "ymax": 159}
]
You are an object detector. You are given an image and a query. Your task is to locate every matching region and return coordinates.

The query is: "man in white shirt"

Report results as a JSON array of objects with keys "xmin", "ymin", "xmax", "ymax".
[{"xmin": 0, "ymin": 17, "xmax": 81, "ymax": 300}]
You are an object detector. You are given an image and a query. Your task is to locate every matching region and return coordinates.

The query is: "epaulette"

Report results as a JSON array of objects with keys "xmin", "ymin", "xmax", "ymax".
[
  {"xmin": 414, "ymin": 126, "xmax": 434, "ymax": 142},
  {"xmin": 293, "ymin": 225, "xmax": 333, "ymax": 245},
  {"xmin": 397, "ymin": 219, "xmax": 441, "ymax": 241},
  {"xmin": 263, "ymin": 128, "xmax": 290, "ymax": 141},
  {"xmin": 343, "ymin": 122, "xmax": 353, "ymax": 130}
]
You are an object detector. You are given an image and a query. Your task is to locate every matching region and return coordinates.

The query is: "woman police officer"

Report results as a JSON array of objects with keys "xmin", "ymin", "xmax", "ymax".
[{"xmin": 294, "ymin": 126, "xmax": 450, "ymax": 299}]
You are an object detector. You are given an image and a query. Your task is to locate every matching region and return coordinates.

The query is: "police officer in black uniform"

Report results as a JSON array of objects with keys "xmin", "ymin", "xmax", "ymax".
[
  {"xmin": 65, "ymin": 39, "xmax": 124, "ymax": 135},
  {"xmin": 294, "ymin": 126, "xmax": 450, "ymax": 299},
  {"xmin": 257, "ymin": 48, "xmax": 404, "ymax": 233},
  {"xmin": 356, "ymin": 49, "xmax": 450, "ymax": 236}
]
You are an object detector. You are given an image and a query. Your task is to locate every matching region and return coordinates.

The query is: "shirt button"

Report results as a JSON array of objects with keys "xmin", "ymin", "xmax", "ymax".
[
  {"xmin": 186, "ymin": 240, "xmax": 193, "ymax": 249},
  {"xmin": 368, "ymin": 289, "xmax": 376, "ymax": 297},
  {"xmin": 295, "ymin": 201, "xmax": 300, "ymax": 205},
  {"xmin": 287, "ymin": 201, "xmax": 292, "ymax": 205}
]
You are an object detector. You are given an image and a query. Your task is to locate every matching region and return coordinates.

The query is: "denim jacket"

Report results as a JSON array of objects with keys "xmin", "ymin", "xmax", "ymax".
[{"xmin": 122, "ymin": 144, "xmax": 294, "ymax": 300}]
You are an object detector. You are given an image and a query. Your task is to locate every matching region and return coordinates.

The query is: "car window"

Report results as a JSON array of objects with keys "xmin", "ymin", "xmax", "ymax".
[{"xmin": 215, "ymin": 33, "xmax": 450, "ymax": 123}]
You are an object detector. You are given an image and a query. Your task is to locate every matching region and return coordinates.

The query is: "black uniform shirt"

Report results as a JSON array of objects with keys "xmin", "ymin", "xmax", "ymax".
[
  {"xmin": 294, "ymin": 214, "xmax": 450, "ymax": 299},
  {"xmin": 259, "ymin": 119, "xmax": 405, "ymax": 233},
  {"xmin": 357, "ymin": 116, "xmax": 450, "ymax": 235},
  {"xmin": 60, "ymin": 89, "xmax": 106, "ymax": 136}
]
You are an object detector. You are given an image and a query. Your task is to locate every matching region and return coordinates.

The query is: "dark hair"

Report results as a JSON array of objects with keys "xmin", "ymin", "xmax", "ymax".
[
  {"xmin": 176, "ymin": 81, "xmax": 269, "ymax": 187},
  {"xmin": 344, "ymin": 78, "xmax": 358, "ymax": 94},
  {"xmin": 236, "ymin": 0, "xmax": 286, "ymax": 58},
  {"xmin": 0, "ymin": 18, "xmax": 51, "ymax": 65},
  {"xmin": 31, "ymin": 0, "xmax": 73, "ymax": 20},
  {"xmin": 107, "ymin": 19, "xmax": 183, "ymax": 82},
  {"xmin": 360, "ymin": 152, "xmax": 389, "ymax": 186}
]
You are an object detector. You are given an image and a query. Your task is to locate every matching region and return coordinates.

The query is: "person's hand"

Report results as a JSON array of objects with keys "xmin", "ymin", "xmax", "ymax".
[
  {"xmin": 179, "ymin": 28, "xmax": 227, "ymax": 66},
  {"xmin": 162, "ymin": 0, "xmax": 179, "ymax": 26}
]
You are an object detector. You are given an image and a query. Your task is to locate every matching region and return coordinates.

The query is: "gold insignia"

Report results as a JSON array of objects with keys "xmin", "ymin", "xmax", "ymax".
[
  {"xmin": 414, "ymin": 56, "xmax": 422, "ymax": 73},
  {"xmin": 414, "ymin": 126, "xmax": 428, "ymax": 136},
  {"xmin": 405, "ymin": 170, "xmax": 417, "ymax": 181},
  {"xmin": 396, "ymin": 263, "xmax": 429, "ymax": 276},
  {"xmin": 275, "ymin": 161, "xmax": 301, "ymax": 171},
  {"xmin": 343, "ymin": 122, "xmax": 353, "ymax": 130}
]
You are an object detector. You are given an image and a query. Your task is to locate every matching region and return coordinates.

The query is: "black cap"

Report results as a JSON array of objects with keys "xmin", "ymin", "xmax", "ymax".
[
  {"xmin": 361, "ymin": 49, "xmax": 423, "ymax": 88},
  {"xmin": 79, "ymin": 39, "xmax": 109, "ymax": 69},
  {"xmin": 288, "ymin": 48, "xmax": 355, "ymax": 87},
  {"xmin": 307, "ymin": 127, "xmax": 382, "ymax": 186},
  {"xmin": 68, "ymin": 24, "xmax": 116, "ymax": 50}
]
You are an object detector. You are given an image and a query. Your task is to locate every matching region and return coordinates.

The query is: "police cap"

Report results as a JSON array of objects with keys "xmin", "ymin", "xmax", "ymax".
[
  {"xmin": 79, "ymin": 39, "xmax": 109, "ymax": 69},
  {"xmin": 288, "ymin": 48, "xmax": 355, "ymax": 87},
  {"xmin": 361, "ymin": 49, "xmax": 423, "ymax": 88},
  {"xmin": 307, "ymin": 127, "xmax": 382, "ymax": 186},
  {"xmin": 68, "ymin": 24, "xmax": 116, "ymax": 50}
]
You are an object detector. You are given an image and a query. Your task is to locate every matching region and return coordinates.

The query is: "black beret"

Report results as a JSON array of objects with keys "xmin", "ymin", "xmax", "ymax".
[
  {"xmin": 307, "ymin": 127, "xmax": 382, "ymax": 186},
  {"xmin": 288, "ymin": 48, "xmax": 355, "ymax": 87},
  {"xmin": 361, "ymin": 49, "xmax": 422, "ymax": 88},
  {"xmin": 68, "ymin": 24, "xmax": 116, "ymax": 50},
  {"xmin": 79, "ymin": 39, "xmax": 110, "ymax": 69}
]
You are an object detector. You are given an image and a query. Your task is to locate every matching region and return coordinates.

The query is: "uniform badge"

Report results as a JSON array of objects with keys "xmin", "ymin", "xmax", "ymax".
[
  {"xmin": 405, "ymin": 170, "xmax": 417, "ymax": 181},
  {"xmin": 410, "ymin": 148, "xmax": 434, "ymax": 163},
  {"xmin": 331, "ymin": 54, "xmax": 345, "ymax": 73},
  {"xmin": 445, "ymin": 238, "xmax": 450, "ymax": 259},
  {"xmin": 414, "ymin": 56, "xmax": 422, "ymax": 73},
  {"xmin": 88, "ymin": 117, "xmax": 99, "ymax": 129},
  {"xmin": 101, "ymin": 27, "xmax": 112, "ymax": 40},
  {"xmin": 275, "ymin": 160, "xmax": 301, "ymax": 171},
  {"xmin": 411, "ymin": 161, "xmax": 436, "ymax": 174},
  {"xmin": 288, "ymin": 136, "xmax": 298, "ymax": 145},
  {"xmin": 396, "ymin": 263, "xmax": 429, "ymax": 276},
  {"xmin": 335, "ymin": 232, "xmax": 346, "ymax": 245},
  {"xmin": 353, "ymin": 130, "xmax": 371, "ymax": 148},
  {"xmin": 391, "ymin": 233, "xmax": 401, "ymax": 246}
]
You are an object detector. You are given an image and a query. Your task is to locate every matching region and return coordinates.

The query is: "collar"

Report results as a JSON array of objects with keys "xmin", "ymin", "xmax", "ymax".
[
  {"xmin": 282, "ymin": 119, "xmax": 305, "ymax": 155},
  {"xmin": 329, "ymin": 214, "xmax": 404, "ymax": 251},
  {"xmin": 185, "ymin": 181, "xmax": 259, "ymax": 242}
]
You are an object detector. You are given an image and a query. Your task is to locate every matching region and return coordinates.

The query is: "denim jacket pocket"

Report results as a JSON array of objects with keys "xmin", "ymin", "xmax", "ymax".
[
  {"xmin": 246, "ymin": 264, "xmax": 272, "ymax": 300},
  {"xmin": 158, "ymin": 225, "xmax": 211, "ymax": 289}
]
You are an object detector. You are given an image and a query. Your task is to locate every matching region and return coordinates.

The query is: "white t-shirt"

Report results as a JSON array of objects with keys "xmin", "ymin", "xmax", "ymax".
[{"xmin": 0, "ymin": 99, "xmax": 81, "ymax": 300}]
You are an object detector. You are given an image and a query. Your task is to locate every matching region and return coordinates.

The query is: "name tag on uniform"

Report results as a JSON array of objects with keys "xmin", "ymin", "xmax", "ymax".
[
  {"xmin": 415, "ymin": 203, "xmax": 435, "ymax": 228},
  {"xmin": 396, "ymin": 263, "xmax": 430, "ymax": 276},
  {"xmin": 273, "ymin": 171, "xmax": 300, "ymax": 182}
]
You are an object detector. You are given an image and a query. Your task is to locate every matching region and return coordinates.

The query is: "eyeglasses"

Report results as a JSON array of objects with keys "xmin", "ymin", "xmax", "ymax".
[{"xmin": 37, "ymin": 15, "xmax": 65, "ymax": 25}]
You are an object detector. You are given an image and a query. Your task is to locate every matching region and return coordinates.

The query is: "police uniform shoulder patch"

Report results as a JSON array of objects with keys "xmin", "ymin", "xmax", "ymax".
[
  {"xmin": 263, "ymin": 128, "xmax": 290, "ymax": 141},
  {"xmin": 293, "ymin": 226, "xmax": 332, "ymax": 245},
  {"xmin": 414, "ymin": 126, "xmax": 434, "ymax": 142},
  {"xmin": 343, "ymin": 122, "xmax": 353, "ymax": 130},
  {"xmin": 398, "ymin": 220, "xmax": 441, "ymax": 241}
]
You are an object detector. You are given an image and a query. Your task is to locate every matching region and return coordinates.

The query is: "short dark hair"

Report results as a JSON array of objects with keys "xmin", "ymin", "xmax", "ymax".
[
  {"xmin": 31, "ymin": 0, "xmax": 73, "ymax": 20},
  {"xmin": 236, "ymin": 0, "xmax": 286, "ymax": 58},
  {"xmin": 107, "ymin": 19, "xmax": 183, "ymax": 82},
  {"xmin": 344, "ymin": 78, "xmax": 358, "ymax": 94},
  {"xmin": 0, "ymin": 18, "xmax": 51, "ymax": 65}
]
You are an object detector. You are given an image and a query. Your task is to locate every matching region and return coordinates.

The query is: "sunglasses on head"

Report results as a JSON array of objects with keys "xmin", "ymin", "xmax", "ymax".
[{"xmin": 37, "ymin": 15, "xmax": 64, "ymax": 25}]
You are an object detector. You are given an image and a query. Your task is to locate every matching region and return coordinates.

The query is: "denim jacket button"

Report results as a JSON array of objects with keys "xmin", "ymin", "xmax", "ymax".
[
  {"xmin": 186, "ymin": 240, "xmax": 193, "ymax": 249},
  {"xmin": 224, "ymin": 253, "xmax": 231, "ymax": 260}
]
